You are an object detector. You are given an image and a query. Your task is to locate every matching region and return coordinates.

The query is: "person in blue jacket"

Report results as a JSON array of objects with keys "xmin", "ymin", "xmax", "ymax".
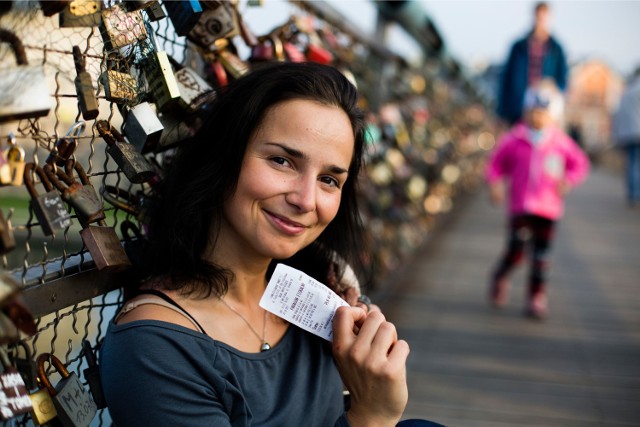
[{"xmin": 496, "ymin": 1, "xmax": 568, "ymax": 125}]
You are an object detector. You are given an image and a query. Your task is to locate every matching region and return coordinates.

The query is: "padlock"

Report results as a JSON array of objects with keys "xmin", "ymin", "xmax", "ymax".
[
  {"xmin": 102, "ymin": 186, "xmax": 149, "ymax": 224},
  {"xmin": 217, "ymin": 49, "xmax": 249, "ymax": 80},
  {"xmin": 81, "ymin": 340, "xmax": 106, "ymax": 409},
  {"xmin": 282, "ymin": 41, "xmax": 306, "ymax": 63},
  {"xmin": 39, "ymin": 0, "xmax": 70, "ymax": 17},
  {"xmin": 10, "ymin": 341, "xmax": 38, "ymax": 391},
  {"xmin": 4, "ymin": 133, "xmax": 25, "ymax": 186},
  {"xmin": 250, "ymin": 34, "xmax": 285, "ymax": 63},
  {"xmin": 187, "ymin": 0, "xmax": 235, "ymax": 48},
  {"xmin": 28, "ymin": 386, "xmax": 58, "ymax": 426},
  {"xmin": 306, "ymin": 43, "xmax": 334, "ymax": 65},
  {"xmin": 0, "ymin": 209, "xmax": 16, "ymax": 255},
  {"xmin": 164, "ymin": 0, "xmax": 203, "ymax": 36},
  {"xmin": 124, "ymin": 0, "xmax": 157, "ymax": 11},
  {"xmin": 143, "ymin": 51, "xmax": 180, "ymax": 111},
  {"xmin": 100, "ymin": 3, "xmax": 147, "ymax": 50},
  {"xmin": 100, "ymin": 69, "xmax": 138, "ymax": 103},
  {"xmin": 0, "ymin": 347, "xmax": 33, "ymax": 420},
  {"xmin": 167, "ymin": 56, "xmax": 217, "ymax": 113},
  {"xmin": 36, "ymin": 353, "xmax": 97, "ymax": 427},
  {"xmin": 59, "ymin": 0, "xmax": 101, "ymax": 27},
  {"xmin": 206, "ymin": 58, "xmax": 229, "ymax": 89},
  {"xmin": 0, "ymin": 29, "xmax": 52, "ymax": 124},
  {"xmin": 23, "ymin": 163, "xmax": 73, "ymax": 237},
  {"xmin": 123, "ymin": 102, "xmax": 164, "ymax": 154},
  {"xmin": 46, "ymin": 122, "xmax": 84, "ymax": 168},
  {"xmin": 44, "ymin": 160, "xmax": 105, "ymax": 225},
  {"xmin": 156, "ymin": 110, "xmax": 201, "ymax": 152},
  {"xmin": 0, "ymin": 272, "xmax": 19, "ymax": 309},
  {"xmin": 80, "ymin": 221, "xmax": 131, "ymax": 271},
  {"xmin": 96, "ymin": 120, "xmax": 156, "ymax": 183},
  {"xmin": 144, "ymin": 2, "xmax": 166, "ymax": 21},
  {"xmin": 72, "ymin": 46, "xmax": 99, "ymax": 120}
]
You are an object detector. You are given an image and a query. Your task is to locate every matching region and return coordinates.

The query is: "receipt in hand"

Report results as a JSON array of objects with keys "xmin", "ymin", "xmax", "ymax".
[{"xmin": 260, "ymin": 263, "xmax": 349, "ymax": 341}]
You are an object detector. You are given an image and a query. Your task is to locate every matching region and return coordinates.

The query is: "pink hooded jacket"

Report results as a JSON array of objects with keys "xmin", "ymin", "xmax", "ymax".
[{"xmin": 486, "ymin": 123, "xmax": 590, "ymax": 220}]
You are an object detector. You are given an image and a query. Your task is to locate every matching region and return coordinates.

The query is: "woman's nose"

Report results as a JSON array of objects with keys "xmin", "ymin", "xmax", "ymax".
[{"xmin": 285, "ymin": 174, "xmax": 316, "ymax": 213}]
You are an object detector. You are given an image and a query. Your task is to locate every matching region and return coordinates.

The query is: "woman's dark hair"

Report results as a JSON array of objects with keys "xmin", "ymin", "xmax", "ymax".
[{"xmin": 139, "ymin": 62, "xmax": 367, "ymax": 297}]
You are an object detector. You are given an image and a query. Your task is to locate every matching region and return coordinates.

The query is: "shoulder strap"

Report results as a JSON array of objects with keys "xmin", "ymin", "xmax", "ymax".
[{"xmin": 127, "ymin": 289, "xmax": 209, "ymax": 337}]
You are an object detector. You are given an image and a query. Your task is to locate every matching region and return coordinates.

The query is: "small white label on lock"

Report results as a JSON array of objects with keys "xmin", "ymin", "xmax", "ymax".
[{"xmin": 260, "ymin": 264, "xmax": 349, "ymax": 342}]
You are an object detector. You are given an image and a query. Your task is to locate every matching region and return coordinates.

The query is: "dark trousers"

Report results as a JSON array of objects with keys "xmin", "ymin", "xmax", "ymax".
[{"xmin": 493, "ymin": 214, "xmax": 556, "ymax": 296}]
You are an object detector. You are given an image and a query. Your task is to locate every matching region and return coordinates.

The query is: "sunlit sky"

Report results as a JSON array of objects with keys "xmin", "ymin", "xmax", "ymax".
[{"xmin": 241, "ymin": 1, "xmax": 640, "ymax": 77}]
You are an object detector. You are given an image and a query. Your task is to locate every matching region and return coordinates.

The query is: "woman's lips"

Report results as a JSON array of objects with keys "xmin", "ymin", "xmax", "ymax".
[{"xmin": 264, "ymin": 210, "xmax": 308, "ymax": 235}]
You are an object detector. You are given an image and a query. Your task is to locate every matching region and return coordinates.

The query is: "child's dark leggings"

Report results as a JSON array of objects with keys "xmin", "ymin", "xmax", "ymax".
[{"xmin": 493, "ymin": 214, "xmax": 556, "ymax": 296}]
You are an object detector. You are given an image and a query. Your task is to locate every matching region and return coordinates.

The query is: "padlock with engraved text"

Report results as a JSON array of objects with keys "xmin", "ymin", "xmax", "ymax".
[
  {"xmin": 44, "ymin": 160, "xmax": 105, "ymax": 225},
  {"xmin": 36, "ymin": 353, "xmax": 96, "ymax": 427},
  {"xmin": 123, "ymin": 102, "xmax": 164, "ymax": 154},
  {"xmin": 80, "ymin": 340, "xmax": 106, "ymax": 410},
  {"xmin": 96, "ymin": 120, "xmax": 156, "ymax": 183},
  {"xmin": 0, "ymin": 348, "xmax": 33, "ymax": 421},
  {"xmin": 100, "ymin": 3, "xmax": 147, "ymax": 50},
  {"xmin": 59, "ymin": 0, "xmax": 101, "ymax": 27},
  {"xmin": 23, "ymin": 163, "xmax": 72, "ymax": 237},
  {"xmin": 72, "ymin": 46, "xmax": 99, "ymax": 120},
  {"xmin": 142, "ymin": 50, "xmax": 180, "ymax": 111},
  {"xmin": 167, "ymin": 55, "xmax": 217, "ymax": 113},
  {"xmin": 0, "ymin": 209, "xmax": 16, "ymax": 255},
  {"xmin": 0, "ymin": 29, "xmax": 52, "ymax": 124},
  {"xmin": 165, "ymin": 0, "xmax": 203, "ymax": 36},
  {"xmin": 80, "ymin": 220, "xmax": 131, "ymax": 271}
]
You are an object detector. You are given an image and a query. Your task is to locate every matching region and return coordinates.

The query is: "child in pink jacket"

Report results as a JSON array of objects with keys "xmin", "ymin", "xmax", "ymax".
[{"xmin": 486, "ymin": 82, "xmax": 590, "ymax": 319}]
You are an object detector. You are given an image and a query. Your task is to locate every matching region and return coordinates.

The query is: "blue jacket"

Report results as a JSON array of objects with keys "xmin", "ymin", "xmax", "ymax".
[{"xmin": 496, "ymin": 33, "xmax": 568, "ymax": 124}]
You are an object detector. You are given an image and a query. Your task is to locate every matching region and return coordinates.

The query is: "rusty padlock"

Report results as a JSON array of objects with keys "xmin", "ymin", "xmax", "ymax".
[
  {"xmin": 80, "ymin": 220, "xmax": 131, "ymax": 272},
  {"xmin": 23, "ymin": 163, "xmax": 73, "ymax": 237},
  {"xmin": 44, "ymin": 160, "xmax": 105, "ymax": 225},
  {"xmin": 46, "ymin": 121, "xmax": 84, "ymax": 168},
  {"xmin": 36, "ymin": 353, "xmax": 96, "ymax": 427},
  {"xmin": 96, "ymin": 120, "xmax": 156, "ymax": 183}
]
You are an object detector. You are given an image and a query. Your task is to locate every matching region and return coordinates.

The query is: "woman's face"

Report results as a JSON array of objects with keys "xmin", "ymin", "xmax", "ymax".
[{"xmin": 220, "ymin": 99, "xmax": 355, "ymax": 261}]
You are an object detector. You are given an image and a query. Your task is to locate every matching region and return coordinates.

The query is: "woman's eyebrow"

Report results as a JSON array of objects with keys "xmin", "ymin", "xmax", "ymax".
[{"xmin": 265, "ymin": 142, "xmax": 349, "ymax": 175}]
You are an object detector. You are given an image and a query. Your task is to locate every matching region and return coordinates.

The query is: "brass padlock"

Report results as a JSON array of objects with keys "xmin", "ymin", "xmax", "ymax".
[
  {"xmin": 0, "ymin": 347, "xmax": 33, "ymax": 420},
  {"xmin": 28, "ymin": 386, "xmax": 58, "ymax": 426},
  {"xmin": 0, "ymin": 209, "xmax": 16, "ymax": 255},
  {"xmin": 23, "ymin": 163, "xmax": 73, "ymax": 237},
  {"xmin": 164, "ymin": 0, "xmax": 203, "ymax": 37},
  {"xmin": 187, "ymin": 0, "xmax": 236, "ymax": 49},
  {"xmin": 59, "ymin": 0, "xmax": 102, "ymax": 27},
  {"xmin": 100, "ymin": 3, "xmax": 147, "ymax": 50},
  {"xmin": 80, "ymin": 221, "xmax": 131, "ymax": 272},
  {"xmin": 143, "ymin": 51, "xmax": 180, "ymax": 111},
  {"xmin": 0, "ymin": 29, "xmax": 52, "ymax": 124},
  {"xmin": 36, "ymin": 353, "xmax": 97, "ymax": 427},
  {"xmin": 72, "ymin": 46, "xmax": 99, "ymax": 120},
  {"xmin": 4, "ymin": 133, "xmax": 26, "ymax": 186},
  {"xmin": 96, "ymin": 120, "xmax": 156, "ymax": 183},
  {"xmin": 123, "ymin": 102, "xmax": 164, "ymax": 154},
  {"xmin": 217, "ymin": 49, "xmax": 249, "ymax": 80},
  {"xmin": 44, "ymin": 160, "xmax": 105, "ymax": 225},
  {"xmin": 100, "ymin": 69, "xmax": 137, "ymax": 103}
]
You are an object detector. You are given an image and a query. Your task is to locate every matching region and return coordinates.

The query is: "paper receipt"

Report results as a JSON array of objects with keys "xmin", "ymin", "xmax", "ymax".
[{"xmin": 260, "ymin": 263, "xmax": 349, "ymax": 341}]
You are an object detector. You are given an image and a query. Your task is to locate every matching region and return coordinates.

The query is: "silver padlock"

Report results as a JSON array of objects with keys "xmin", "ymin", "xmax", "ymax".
[
  {"xmin": 123, "ymin": 102, "xmax": 164, "ymax": 154},
  {"xmin": 0, "ymin": 29, "xmax": 52, "ymax": 124}
]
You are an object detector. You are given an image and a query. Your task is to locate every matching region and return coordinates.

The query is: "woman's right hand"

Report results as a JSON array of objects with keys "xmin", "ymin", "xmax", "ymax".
[{"xmin": 332, "ymin": 306, "xmax": 410, "ymax": 427}]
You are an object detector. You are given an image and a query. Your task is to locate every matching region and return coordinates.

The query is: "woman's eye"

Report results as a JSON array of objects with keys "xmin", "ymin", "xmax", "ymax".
[
  {"xmin": 270, "ymin": 156, "xmax": 291, "ymax": 167},
  {"xmin": 320, "ymin": 176, "xmax": 341, "ymax": 188}
]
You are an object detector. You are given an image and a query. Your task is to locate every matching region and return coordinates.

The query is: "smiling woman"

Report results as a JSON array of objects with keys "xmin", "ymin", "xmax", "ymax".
[{"xmin": 98, "ymin": 62, "xmax": 413, "ymax": 426}]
